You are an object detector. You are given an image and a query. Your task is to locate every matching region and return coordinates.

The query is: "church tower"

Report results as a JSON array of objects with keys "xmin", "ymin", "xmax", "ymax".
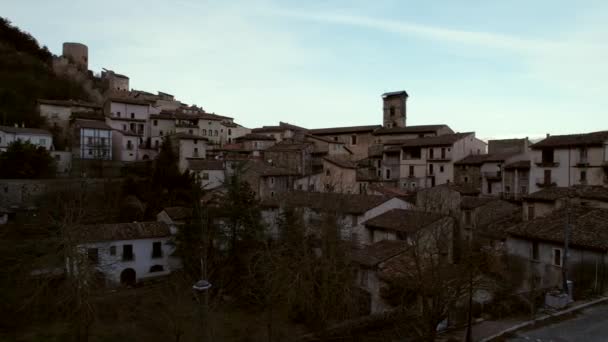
[{"xmin": 382, "ymin": 91, "xmax": 408, "ymax": 128}]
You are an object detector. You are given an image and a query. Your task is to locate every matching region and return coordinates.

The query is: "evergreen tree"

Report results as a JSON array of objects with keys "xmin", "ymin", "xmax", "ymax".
[{"xmin": 0, "ymin": 140, "xmax": 55, "ymax": 178}]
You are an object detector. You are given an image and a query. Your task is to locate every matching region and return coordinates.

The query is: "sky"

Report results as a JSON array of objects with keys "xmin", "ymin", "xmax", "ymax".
[{"xmin": 4, "ymin": 0, "xmax": 608, "ymax": 140}]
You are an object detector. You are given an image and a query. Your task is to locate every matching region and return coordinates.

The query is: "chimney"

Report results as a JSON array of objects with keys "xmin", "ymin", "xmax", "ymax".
[{"xmin": 546, "ymin": 133, "xmax": 550, "ymax": 138}]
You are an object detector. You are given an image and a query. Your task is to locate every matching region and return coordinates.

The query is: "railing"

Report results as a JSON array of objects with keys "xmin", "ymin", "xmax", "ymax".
[
  {"xmin": 534, "ymin": 155, "xmax": 560, "ymax": 167},
  {"xmin": 535, "ymin": 177, "xmax": 556, "ymax": 187},
  {"xmin": 483, "ymin": 171, "xmax": 502, "ymax": 181},
  {"xmin": 576, "ymin": 155, "xmax": 589, "ymax": 166},
  {"xmin": 428, "ymin": 153, "xmax": 452, "ymax": 161}
]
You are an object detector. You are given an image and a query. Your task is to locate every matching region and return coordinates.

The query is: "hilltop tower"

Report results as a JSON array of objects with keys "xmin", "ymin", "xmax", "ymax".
[
  {"xmin": 62, "ymin": 42, "xmax": 88, "ymax": 70},
  {"xmin": 382, "ymin": 90, "xmax": 408, "ymax": 128}
]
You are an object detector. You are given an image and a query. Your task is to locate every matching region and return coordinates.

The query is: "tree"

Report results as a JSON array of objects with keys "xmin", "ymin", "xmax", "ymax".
[{"xmin": 0, "ymin": 140, "xmax": 55, "ymax": 178}]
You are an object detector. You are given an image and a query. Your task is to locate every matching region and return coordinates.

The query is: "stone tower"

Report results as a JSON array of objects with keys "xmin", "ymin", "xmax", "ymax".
[
  {"xmin": 382, "ymin": 91, "xmax": 408, "ymax": 128},
  {"xmin": 62, "ymin": 42, "xmax": 88, "ymax": 70}
]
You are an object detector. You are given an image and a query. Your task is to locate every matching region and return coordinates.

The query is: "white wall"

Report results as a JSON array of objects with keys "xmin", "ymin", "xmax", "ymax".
[
  {"xmin": 76, "ymin": 236, "xmax": 177, "ymax": 286},
  {"xmin": 195, "ymin": 169, "xmax": 225, "ymax": 189},
  {"xmin": 79, "ymin": 128, "xmax": 112, "ymax": 160},
  {"xmin": 51, "ymin": 151, "xmax": 72, "ymax": 175},
  {"xmin": 0, "ymin": 131, "xmax": 52, "ymax": 151},
  {"xmin": 178, "ymin": 139, "xmax": 207, "ymax": 172}
]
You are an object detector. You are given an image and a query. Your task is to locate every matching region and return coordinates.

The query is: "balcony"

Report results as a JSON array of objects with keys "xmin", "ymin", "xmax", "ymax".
[
  {"xmin": 483, "ymin": 171, "xmax": 502, "ymax": 181},
  {"xmin": 536, "ymin": 177, "xmax": 556, "ymax": 188},
  {"xmin": 428, "ymin": 153, "xmax": 452, "ymax": 161},
  {"xmin": 575, "ymin": 155, "xmax": 590, "ymax": 167},
  {"xmin": 534, "ymin": 156, "xmax": 560, "ymax": 167}
]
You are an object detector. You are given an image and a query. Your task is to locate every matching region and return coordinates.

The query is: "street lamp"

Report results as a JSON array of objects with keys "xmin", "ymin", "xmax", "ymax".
[{"xmin": 193, "ymin": 279, "xmax": 212, "ymax": 340}]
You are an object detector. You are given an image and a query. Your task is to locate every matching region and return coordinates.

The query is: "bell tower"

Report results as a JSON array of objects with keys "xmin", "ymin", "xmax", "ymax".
[{"xmin": 382, "ymin": 90, "xmax": 408, "ymax": 128}]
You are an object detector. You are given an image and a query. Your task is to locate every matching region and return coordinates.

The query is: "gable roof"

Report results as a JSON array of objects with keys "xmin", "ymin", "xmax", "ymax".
[
  {"xmin": 350, "ymin": 240, "xmax": 410, "ymax": 267},
  {"xmin": 433, "ymin": 183, "xmax": 481, "ymax": 196},
  {"xmin": 531, "ymin": 131, "xmax": 608, "ymax": 149},
  {"xmin": 323, "ymin": 156, "xmax": 358, "ymax": 169},
  {"xmin": 236, "ymin": 133, "xmax": 276, "ymax": 141},
  {"xmin": 73, "ymin": 119, "xmax": 112, "ymax": 130},
  {"xmin": 265, "ymin": 140, "xmax": 311, "ymax": 152},
  {"xmin": 162, "ymin": 207, "xmax": 193, "ymax": 221},
  {"xmin": 261, "ymin": 191, "xmax": 398, "ymax": 215},
  {"xmin": 454, "ymin": 152, "xmax": 519, "ymax": 166},
  {"xmin": 72, "ymin": 221, "xmax": 171, "ymax": 243},
  {"xmin": 508, "ymin": 207, "xmax": 608, "ymax": 251},
  {"xmin": 382, "ymin": 90, "xmax": 409, "ymax": 97},
  {"xmin": 397, "ymin": 132, "xmax": 475, "ymax": 148},
  {"xmin": 504, "ymin": 160, "xmax": 531, "ymax": 170},
  {"xmin": 309, "ymin": 125, "xmax": 382, "ymax": 135},
  {"xmin": 37, "ymin": 99, "xmax": 102, "ymax": 109},
  {"xmin": 0, "ymin": 126, "xmax": 51, "ymax": 135},
  {"xmin": 524, "ymin": 186, "xmax": 608, "ymax": 202},
  {"xmin": 365, "ymin": 209, "xmax": 447, "ymax": 233},
  {"xmin": 373, "ymin": 125, "xmax": 452, "ymax": 136},
  {"xmin": 188, "ymin": 159, "xmax": 224, "ymax": 171}
]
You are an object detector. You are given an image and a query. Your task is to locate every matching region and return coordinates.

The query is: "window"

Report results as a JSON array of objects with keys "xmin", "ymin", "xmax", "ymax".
[
  {"xmin": 544, "ymin": 170, "xmax": 552, "ymax": 184},
  {"xmin": 155, "ymin": 140, "xmax": 159, "ymax": 148},
  {"xmin": 101, "ymin": 137, "xmax": 106, "ymax": 145},
  {"xmin": 110, "ymin": 246, "xmax": 116, "ymax": 256},
  {"xmin": 208, "ymin": 121, "xmax": 212, "ymax": 125},
  {"xmin": 123, "ymin": 124, "xmax": 127, "ymax": 131},
  {"xmin": 541, "ymin": 149, "xmax": 555, "ymax": 164},
  {"xmin": 87, "ymin": 137, "xmax": 93, "ymax": 145},
  {"xmin": 202, "ymin": 129, "xmax": 207, "ymax": 136},
  {"xmin": 309, "ymin": 184, "xmax": 315, "ymax": 191},
  {"xmin": 270, "ymin": 177, "xmax": 274, "ymax": 184},
  {"xmin": 580, "ymin": 170, "xmax": 587, "ymax": 182},
  {"xmin": 521, "ymin": 186, "xmax": 528, "ymax": 194},
  {"xmin": 441, "ymin": 148, "xmax": 446, "ymax": 159},
  {"xmin": 88, "ymin": 150, "xmax": 92, "ymax": 155},
  {"xmin": 440, "ymin": 165, "xmax": 444, "ymax": 173},
  {"xmin": 505, "ymin": 186, "xmax": 511, "ymax": 194},
  {"xmin": 201, "ymin": 172, "xmax": 209, "ymax": 180},
  {"xmin": 528, "ymin": 205, "xmax": 535, "ymax": 220},
  {"xmin": 429, "ymin": 148, "xmax": 434, "ymax": 159},
  {"xmin": 152, "ymin": 242, "xmax": 162, "ymax": 258},
  {"xmin": 130, "ymin": 123, "xmax": 135, "ymax": 131},
  {"xmin": 122, "ymin": 244, "xmax": 134, "ymax": 261},
  {"xmin": 351, "ymin": 135, "xmax": 357, "ymax": 145},
  {"xmin": 39, "ymin": 138, "xmax": 46, "ymax": 146},
  {"xmin": 409, "ymin": 165, "xmax": 414, "ymax": 177},
  {"xmin": 385, "ymin": 169, "xmax": 391, "ymax": 179},
  {"xmin": 429, "ymin": 164, "xmax": 434, "ymax": 175},
  {"xmin": 117, "ymin": 111, "xmax": 121, "ymax": 117},
  {"xmin": 193, "ymin": 147, "xmax": 198, "ymax": 156},
  {"xmin": 131, "ymin": 113, "xmax": 135, "ymax": 119},
  {"xmin": 160, "ymin": 130, "xmax": 164, "ymax": 136},
  {"xmin": 189, "ymin": 129, "xmax": 193, "ymax": 134},
  {"xmin": 150, "ymin": 265, "xmax": 164, "ymax": 272},
  {"xmin": 389, "ymin": 106, "xmax": 395, "ymax": 116},
  {"xmin": 553, "ymin": 248, "xmax": 562, "ymax": 266},
  {"xmin": 325, "ymin": 168, "xmax": 330, "ymax": 176},
  {"xmin": 377, "ymin": 160, "xmax": 382, "ymax": 168},
  {"xmin": 580, "ymin": 147, "xmax": 588, "ymax": 162},
  {"xmin": 215, "ymin": 130, "xmax": 218, "ymax": 136},
  {"xmin": 87, "ymin": 248, "xmax": 99, "ymax": 265},
  {"xmin": 153, "ymin": 120, "xmax": 158, "ymax": 126},
  {"xmin": 532, "ymin": 241, "xmax": 539, "ymax": 261},
  {"xmin": 333, "ymin": 137, "xmax": 338, "ymax": 141},
  {"xmin": 270, "ymin": 191, "xmax": 275, "ymax": 197},
  {"xmin": 54, "ymin": 154, "xmax": 61, "ymax": 161},
  {"xmin": 127, "ymin": 141, "xmax": 133, "ymax": 149},
  {"xmin": 464, "ymin": 210, "xmax": 472, "ymax": 225},
  {"xmin": 464, "ymin": 176, "xmax": 469, "ymax": 183}
]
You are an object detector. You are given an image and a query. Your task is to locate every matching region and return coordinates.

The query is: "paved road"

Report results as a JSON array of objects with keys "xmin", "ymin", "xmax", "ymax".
[{"xmin": 507, "ymin": 304, "xmax": 608, "ymax": 342}]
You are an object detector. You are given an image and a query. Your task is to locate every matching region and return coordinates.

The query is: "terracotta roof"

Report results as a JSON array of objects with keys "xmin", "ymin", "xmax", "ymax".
[
  {"xmin": 350, "ymin": 240, "xmax": 410, "ymax": 267},
  {"xmin": 0, "ymin": 125, "xmax": 51, "ymax": 135},
  {"xmin": 243, "ymin": 160, "xmax": 299, "ymax": 176},
  {"xmin": 508, "ymin": 207, "xmax": 608, "ymax": 251},
  {"xmin": 162, "ymin": 207, "xmax": 192, "ymax": 221},
  {"xmin": 373, "ymin": 125, "xmax": 452, "ymax": 136},
  {"xmin": 37, "ymin": 99, "xmax": 101, "ymax": 109},
  {"xmin": 309, "ymin": 125, "xmax": 382, "ymax": 135},
  {"xmin": 265, "ymin": 140, "xmax": 311, "ymax": 152},
  {"xmin": 398, "ymin": 132, "xmax": 475, "ymax": 147},
  {"xmin": 531, "ymin": 131, "xmax": 608, "ymax": 149},
  {"xmin": 188, "ymin": 159, "xmax": 224, "ymax": 171},
  {"xmin": 365, "ymin": 209, "xmax": 447, "ymax": 233},
  {"xmin": 72, "ymin": 222, "xmax": 171, "ymax": 243},
  {"xmin": 171, "ymin": 133, "xmax": 208, "ymax": 141},
  {"xmin": 108, "ymin": 97, "xmax": 150, "ymax": 106},
  {"xmin": 460, "ymin": 196, "xmax": 497, "ymax": 210},
  {"xmin": 261, "ymin": 191, "xmax": 397, "ymax": 215},
  {"xmin": 504, "ymin": 160, "xmax": 531, "ymax": 170},
  {"xmin": 323, "ymin": 156, "xmax": 358, "ymax": 169},
  {"xmin": 73, "ymin": 119, "xmax": 112, "ymax": 130},
  {"xmin": 382, "ymin": 90, "xmax": 409, "ymax": 97},
  {"xmin": 236, "ymin": 133, "xmax": 276, "ymax": 141},
  {"xmin": 524, "ymin": 186, "xmax": 608, "ymax": 202}
]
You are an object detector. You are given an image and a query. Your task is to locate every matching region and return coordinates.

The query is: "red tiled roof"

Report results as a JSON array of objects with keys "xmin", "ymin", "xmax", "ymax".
[{"xmin": 531, "ymin": 131, "xmax": 608, "ymax": 149}]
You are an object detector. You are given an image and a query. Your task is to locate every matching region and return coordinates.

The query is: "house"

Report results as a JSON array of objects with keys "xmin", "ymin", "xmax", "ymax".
[
  {"xmin": 102, "ymin": 69, "xmax": 130, "ymax": 91},
  {"xmin": 383, "ymin": 132, "xmax": 487, "ymax": 190},
  {"xmin": 351, "ymin": 240, "xmax": 410, "ymax": 313},
  {"xmin": 454, "ymin": 154, "xmax": 487, "ymax": 190},
  {"xmin": 0, "ymin": 126, "xmax": 53, "ymax": 152},
  {"xmin": 240, "ymin": 160, "xmax": 300, "ymax": 199},
  {"xmin": 236, "ymin": 133, "xmax": 276, "ymax": 153},
  {"xmin": 105, "ymin": 97, "xmax": 152, "ymax": 140},
  {"xmin": 111, "ymin": 130, "xmax": 146, "ymax": 161},
  {"xmin": 157, "ymin": 206, "xmax": 193, "ymax": 234},
  {"xmin": 37, "ymin": 99, "xmax": 102, "ymax": 148},
  {"xmin": 261, "ymin": 191, "xmax": 413, "ymax": 245},
  {"xmin": 263, "ymin": 139, "xmax": 314, "ymax": 176},
  {"xmin": 309, "ymin": 125, "xmax": 381, "ymax": 159},
  {"xmin": 506, "ymin": 206, "xmax": 608, "ymax": 296},
  {"xmin": 502, "ymin": 160, "xmax": 532, "ymax": 201},
  {"xmin": 169, "ymin": 133, "xmax": 208, "ymax": 173},
  {"xmin": 364, "ymin": 209, "xmax": 454, "ymax": 246},
  {"xmin": 416, "ymin": 183, "xmax": 480, "ymax": 215},
  {"xmin": 529, "ymin": 131, "xmax": 608, "ymax": 193},
  {"xmin": 188, "ymin": 159, "xmax": 225, "ymax": 189},
  {"xmin": 459, "ymin": 196, "xmax": 520, "ymax": 241},
  {"xmin": 251, "ymin": 121, "xmax": 307, "ymax": 142},
  {"xmin": 372, "ymin": 124, "xmax": 454, "ymax": 144},
  {"xmin": 381, "ymin": 91, "xmax": 408, "ymax": 129},
  {"xmin": 71, "ymin": 119, "xmax": 112, "ymax": 160},
  {"xmin": 67, "ymin": 222, "xmax": 178, "ymax": 286},
  {"xmin": 522, "ymin": 186, "xmax": 608, "ymax": 221},
  {"xmin": 293, "ymin": 155, "xmax": 372, "ymax": 194}
]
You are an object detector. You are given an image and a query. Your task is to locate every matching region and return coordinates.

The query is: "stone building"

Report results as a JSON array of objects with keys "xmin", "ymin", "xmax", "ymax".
[
  {"xmin": 309, "ymin": 125, "xmax": 381, "ymax": 159},
  {"xmin": 240, "ymin": 160, "xmax": 300, "ymax": 199},
  {"xmin": 381, "ymin": 90, "xmax": 408, "ymax": 128},
  {"xmin": 263, "ymin": 140, "xmax": 314, "ymax": 176}
]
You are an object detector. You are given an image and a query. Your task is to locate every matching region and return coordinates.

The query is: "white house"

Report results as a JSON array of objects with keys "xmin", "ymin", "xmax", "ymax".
[
  {"xmin": 68, "ymin": 222, "xmax": 178, "ymax": 286},
  {"xmin": 170, "ymin": 133, "xmax": 208, "ymax": 173},
  {"xmin": 187, "ymin": 159, "xmax": 225, "ymax": 189},
  {"xmin": 260, "ymin": 192, "xmax": 414, "ymax": 246},
  {"xmin": 529, "ymin": 131, "xmax": 608, "ymax": 193},
  {"xmin": 105, "ymin": 97, "xmax": 152, "ymax": 139},
  {"xmin": 0, "ymin": 126, "xmax": 53, "ymax": 152},
  {"xmin": 111, "ymin": 130, "xmax": 147, "ymax": 162},
  {"xmin": 37, "ymin": 99, "xmax": 102, "ymax": 140},
  {"xmin": 382, "ymin": 132, "xmax": 487, "ymax": 190},
  {"xmin": 157, "ymin": 206, "xmax": 192, "ymax": 234},
  {"xmin": 72, "ymin": 119, "xmax": 112, "ymax": 160}
]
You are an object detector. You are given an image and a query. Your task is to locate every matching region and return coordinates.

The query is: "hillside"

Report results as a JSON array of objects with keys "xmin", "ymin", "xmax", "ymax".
[{"xmin": 0, "ymin": 17, "xmax": 95, "ymax": 127}]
